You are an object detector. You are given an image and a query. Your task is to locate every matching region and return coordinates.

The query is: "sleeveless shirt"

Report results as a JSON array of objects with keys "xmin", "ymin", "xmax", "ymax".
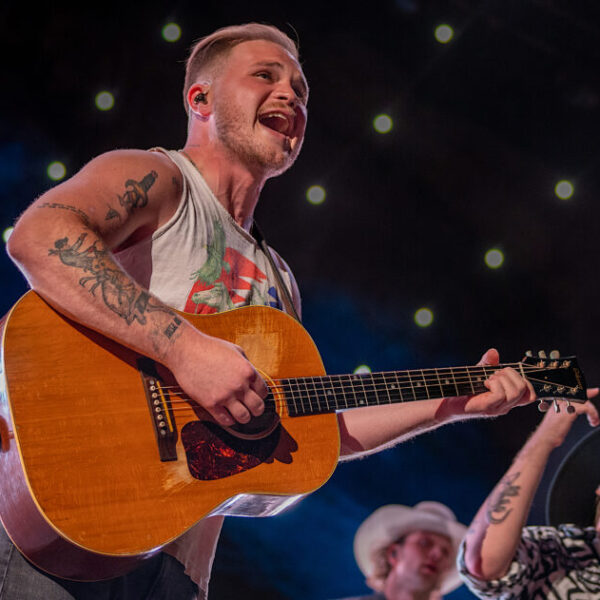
[
  {"xmin": 114, "ymin": 148, "xmax": 295, "ymax": 315},
  {"xmin": 113, "ymin": 148, "xmax": 298, "ymax": 599}
]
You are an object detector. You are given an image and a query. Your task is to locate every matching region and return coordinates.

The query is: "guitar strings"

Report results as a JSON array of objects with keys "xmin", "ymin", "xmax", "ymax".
[
  {"xmin": 153, "ymin": 364, "xmax": 568, "ymax": 397},
  {"xmin": 153, "ymin": 362, "xmax": 555, "ymax": 393},
  {"xmin": 151, "ymin": 374, "xmax": 578, "ymax": 414}
]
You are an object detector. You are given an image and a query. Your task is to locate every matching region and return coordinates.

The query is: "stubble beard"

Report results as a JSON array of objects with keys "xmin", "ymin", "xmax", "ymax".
[{"xmin": 213, "ymin": 100, "xmax": 302, "ymax": 177}]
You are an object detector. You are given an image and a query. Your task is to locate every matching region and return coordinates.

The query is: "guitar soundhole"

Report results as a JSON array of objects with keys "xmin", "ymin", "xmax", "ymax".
[
  {"xmin": 225, "ymin": 410, "xmax": 280, "ymax": 439},
  {"xmin": 181, "ymin": 421, "xmax": 281, "ymax": 480}
]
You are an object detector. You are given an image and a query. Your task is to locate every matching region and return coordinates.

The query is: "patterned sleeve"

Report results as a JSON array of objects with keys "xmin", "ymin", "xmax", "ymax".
[{"xmin": 457, "ymin": 525, "xmax": 595, "ymax": 599}]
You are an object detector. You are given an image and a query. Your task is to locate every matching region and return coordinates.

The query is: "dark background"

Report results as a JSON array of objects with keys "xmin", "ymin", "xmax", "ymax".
[{"xmin": 2, "ymin": 1, "xmax": 600, "ymax": 598}]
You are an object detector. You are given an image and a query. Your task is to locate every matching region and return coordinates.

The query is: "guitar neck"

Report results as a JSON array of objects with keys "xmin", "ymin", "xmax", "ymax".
[{"xmin": 279, "ymin": 364, "xmax": 514, "ymax": 416}]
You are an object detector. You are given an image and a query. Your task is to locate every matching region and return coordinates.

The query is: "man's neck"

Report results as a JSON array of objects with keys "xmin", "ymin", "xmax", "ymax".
[
  {"xmin": 383, "ymin": 591, "xmax": 434, "ymax": 600},
  {"xmin": 382, "ymin": 577, "xmax": 439, "ymax": 600},
  {"xmin": 182, "ymin": 143, "xmax": 265, "ymax": 231}
]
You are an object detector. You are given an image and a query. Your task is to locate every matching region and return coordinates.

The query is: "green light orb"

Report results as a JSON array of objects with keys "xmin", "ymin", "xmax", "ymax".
[
  {"xmin": 162, "ymin": 23, "xmax": 182, "ymax": 42},
  {"xmin": 435, "ymin": 24, "xmax": 454, "ymax": 43},
  {"xmin": 414, "ymin": 308, "xmax": 434, "ymax": 328},
  {"xmin": 373, "ymin": 114, "xmax": 393, "ymax": 134},
  {"xmin": 485, "ymin": 248, "xmax": 504, "ymax": 269},
  {"xmin": 47, "ymin": 161, "xmax": 66, "ymax": 181},
  {"xmin": 306, "ymin": 185, "xmax": 326, "ymax": 205},
  {"xmin": 95, "ymin": 91, "xmax": 115, "ymax": 111}
]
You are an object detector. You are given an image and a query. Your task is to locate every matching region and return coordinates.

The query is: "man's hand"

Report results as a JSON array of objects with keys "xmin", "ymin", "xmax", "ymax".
[
  {"xmin": 438, "ymin": 348, "xmax": 536, "ymax": 420},
  {"xmin": 167, "ymin": 330, "xmax": 268, "ymax": 427},
  {"xmin": 531, "ymin": 393, "xmax": 599, "ymax": 449}
]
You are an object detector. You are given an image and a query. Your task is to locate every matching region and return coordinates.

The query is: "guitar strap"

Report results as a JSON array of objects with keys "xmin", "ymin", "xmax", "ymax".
[{"xmin": 251, "ymin": 221, "xmax": 301, "ymax": 323}]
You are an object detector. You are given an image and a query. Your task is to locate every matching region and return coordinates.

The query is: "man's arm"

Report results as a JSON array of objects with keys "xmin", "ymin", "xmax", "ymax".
[
  {"xmin": 7, "ymin": 149, "xmax": 265, "ymax": 427},
  {"xmin": 462, "ymin": 400, "xmax": 599, "ymax": 581},
  {"xmin": 337, "ymin": 348, "xmax": 536, "ymax": 458}
]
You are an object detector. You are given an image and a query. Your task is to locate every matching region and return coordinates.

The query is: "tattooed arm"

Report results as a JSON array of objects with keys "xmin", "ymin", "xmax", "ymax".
[
  {"xmin": 7, "ymin": 149, "xmax": 266, "ymax": 427},
  {"xmin": 463, "ymin": 402, "xmax": 599, "ymax": 580}
]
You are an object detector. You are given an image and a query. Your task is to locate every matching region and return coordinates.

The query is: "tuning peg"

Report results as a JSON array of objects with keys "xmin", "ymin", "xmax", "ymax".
[
  {"xmin": 538, "ymin": 399, "xmax": 551, "ymax": 412},
  {"xmin": 550, "ymin": 350, "xmax": 560, "ymax": 359},
  {"xmin": 553, "ymin": 399, "xmax": 560, "ymax": 413},
  {"xmin": 538, "ymin": 350, "xmax": 547, "ymax": 359},
  {"xmin": 525, "ymin": 350, "xmax": 533, "ymax": 358},
  {"xmin": 566, "ymin": 401, "xmax": 575, "ymax": 414}
]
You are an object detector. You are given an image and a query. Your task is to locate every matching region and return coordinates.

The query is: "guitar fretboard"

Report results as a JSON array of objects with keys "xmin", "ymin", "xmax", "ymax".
[{"xmin": 274, "ymin": 365, "xmax": 509, "ymax": 416}]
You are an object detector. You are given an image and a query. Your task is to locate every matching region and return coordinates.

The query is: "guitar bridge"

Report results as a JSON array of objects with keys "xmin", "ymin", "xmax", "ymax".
[{"xmin": 138, "ymin": 357, "xmax": 178, "ymax": 462}]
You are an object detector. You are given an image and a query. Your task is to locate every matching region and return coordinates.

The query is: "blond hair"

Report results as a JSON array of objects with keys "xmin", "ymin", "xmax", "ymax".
[{"xmin": 182, "ymin": 23, "xmax": 299, "ymax": 113}]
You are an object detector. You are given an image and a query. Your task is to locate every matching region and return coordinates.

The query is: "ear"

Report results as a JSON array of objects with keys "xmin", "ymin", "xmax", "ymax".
[
  {"xmin": 385, "ymin": 544, "xmax": 401, "ymax": 568},
  {"xmin": 187, "ymin": 83, "xmax": 212, "ymax": 119}
]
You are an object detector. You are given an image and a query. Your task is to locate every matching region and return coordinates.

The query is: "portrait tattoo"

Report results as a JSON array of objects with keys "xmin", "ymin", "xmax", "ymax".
[
  {"xmin": 49, "ymin": 232, "xmax": 173, "ymax": 328},
  {"xmin": 38, "ymin": 202, "xmax": 92, "ymax": 228},
  {"xmin": 105, "ymin": 170, "xmax": 158, "ymax": 221},
  {"xmin": 486, "ymin": 471, "xmax": 521, "ymax": 525}
]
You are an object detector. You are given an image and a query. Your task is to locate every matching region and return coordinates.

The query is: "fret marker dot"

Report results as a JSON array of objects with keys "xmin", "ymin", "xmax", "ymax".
[{"xmin": 354, "ymin": 364, "xmax": 372, "ymax": 374}]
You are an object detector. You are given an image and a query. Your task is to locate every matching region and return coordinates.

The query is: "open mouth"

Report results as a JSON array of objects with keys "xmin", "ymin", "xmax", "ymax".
[
  {"xmin": 421, "ymin": 564, "xmax": 439, "ymax": 575},
  {"xmin": 258, "ymin": 112, "xmax": 294, "ymax": 137}
]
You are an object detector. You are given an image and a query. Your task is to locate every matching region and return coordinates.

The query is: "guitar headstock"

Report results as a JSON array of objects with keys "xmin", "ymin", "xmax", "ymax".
[{"xmin": 521, "ymin": 350, "xmax": 588, "ymax": 413}]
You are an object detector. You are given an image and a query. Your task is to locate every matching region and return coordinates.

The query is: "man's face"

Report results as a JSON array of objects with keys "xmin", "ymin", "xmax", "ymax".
[
  {"xmin": 385, "ymin": 530, "xmax": 453, "ymax": 597},
  {"xmin": 210, "ymin": 39, "xmax": 308, "ymax": 177}
]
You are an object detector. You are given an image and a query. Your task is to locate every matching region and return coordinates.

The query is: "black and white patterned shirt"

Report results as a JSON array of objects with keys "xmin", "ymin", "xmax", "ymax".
[{"xmin": 458, "ymin": 525, "xmax": 600, "ymax": 599}]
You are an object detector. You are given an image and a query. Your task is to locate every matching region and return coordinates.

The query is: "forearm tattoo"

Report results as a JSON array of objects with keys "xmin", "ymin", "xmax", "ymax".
[
  {"xmin": 105, "ymin": 170, "xmax": 158, "ymax": 221},
  {"xmin": 486, "ymin": 472, "xmax": 521, "ymax": 524},
  {"xmin": 38, "ymin": 202, "xmax": 92, "ymax": 228},
  {"xmin": 48, "ymin": 232, "xmax": 173, "ymax": 330}
]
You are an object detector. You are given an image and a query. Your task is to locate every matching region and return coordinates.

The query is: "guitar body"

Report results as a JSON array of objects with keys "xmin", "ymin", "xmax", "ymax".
[{"xmin": 0, "ymin": 292, "xmax": 339, "ymax": 580}]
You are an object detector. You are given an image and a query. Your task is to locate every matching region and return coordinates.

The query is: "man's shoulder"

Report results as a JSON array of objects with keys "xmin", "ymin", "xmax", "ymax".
[{"xmin": 84, "ymin": 148, "xmax": 181, "ymax": 179}]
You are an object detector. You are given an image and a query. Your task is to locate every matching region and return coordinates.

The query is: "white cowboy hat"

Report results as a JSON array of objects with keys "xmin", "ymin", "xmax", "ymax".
[{"xmin": 353, "ymin": 502, "xmax": 467, "ymax": 595}]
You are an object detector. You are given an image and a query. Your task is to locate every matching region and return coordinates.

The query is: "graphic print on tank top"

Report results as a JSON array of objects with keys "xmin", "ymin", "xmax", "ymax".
[{"xmin": 184, "ymin": 220, "xmax": 282, "ymax": 314}]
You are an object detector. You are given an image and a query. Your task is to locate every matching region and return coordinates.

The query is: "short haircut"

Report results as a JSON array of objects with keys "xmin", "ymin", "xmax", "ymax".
[{"xmin": 183, "ymin": 23, "xmax": 299, "ymax": 114}]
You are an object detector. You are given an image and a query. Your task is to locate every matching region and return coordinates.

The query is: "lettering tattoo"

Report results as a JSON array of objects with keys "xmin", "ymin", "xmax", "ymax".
[
  {"xmin": 104, "ymin": 170, "xmax": 158, "ymax": 221},
  {"xmin": 164, "ymin": 316, "xmax": 183, "ymax": 339},
  {"xmin": 38, "ymin": 202, "xmax": 92, "ymax": 228},
  {"xmin": 49, "ymin": 232, "xmax": 173, "ymax": 328},
  {"xmin": 486, "ymin": 471, "xmax": 521, "ymax": 525}
]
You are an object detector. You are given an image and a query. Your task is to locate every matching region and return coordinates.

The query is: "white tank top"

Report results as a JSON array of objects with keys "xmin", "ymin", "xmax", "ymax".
[
  {"xmin": 114, "ymin": 148, "xmax": 298, "ymax": 598},
  {"xmin": 114, "ymin": 148, "xmax": 295, "ymax": 315}
]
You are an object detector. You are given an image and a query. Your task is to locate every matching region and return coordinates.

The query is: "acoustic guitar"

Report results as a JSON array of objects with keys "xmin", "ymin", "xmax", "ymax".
[{"xmin": 0, "ymin": 291, "xmax": 588, "ymax": 580}]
